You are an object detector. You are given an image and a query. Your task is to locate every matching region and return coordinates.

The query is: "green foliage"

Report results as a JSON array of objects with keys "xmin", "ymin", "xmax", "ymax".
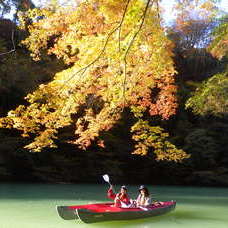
[
  {"xmin": 186, "ymin": 72, "xmax": 228, "ymax": 116},
  {"xmin": 184, "ymin": 128, "xmax": 219, "ymax": 168},
  {"xmin": 209, "ymin": 16, "xmax": 228, "ymax": 59}
]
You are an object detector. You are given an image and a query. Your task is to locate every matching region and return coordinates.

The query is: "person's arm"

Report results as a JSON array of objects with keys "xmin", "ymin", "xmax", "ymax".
[
  {"xmin": 144, "ymin": 197, "xmax": 151, "ymax": 206},
  {"xmin": 123, "ymin": 194, "xmax": 131, "ymax": 204},
  {"xmin": 107, "ymin": 186, "xmax": 116, "ymax": 200},
  {"xmin": 136, "ymin": 194, "xmax": 141, "ymax": 206}
]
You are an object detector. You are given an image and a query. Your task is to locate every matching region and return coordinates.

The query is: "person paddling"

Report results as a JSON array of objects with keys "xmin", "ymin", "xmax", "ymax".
[{"xmin": 107, "ymin": 185, "xmax": 131, "ymax": 207}]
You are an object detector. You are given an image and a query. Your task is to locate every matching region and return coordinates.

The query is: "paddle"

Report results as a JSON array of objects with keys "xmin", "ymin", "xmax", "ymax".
[
  {"xmin": 102, "ymin": 175, "xmax": 149, "ymax": 211},
  {"xmin": 139, "ymin": 206, "xmax": 149, "ymax": 211},
  {"xmin": 102, "ymin": 174, "xmax": 112, "ymax": 187}
]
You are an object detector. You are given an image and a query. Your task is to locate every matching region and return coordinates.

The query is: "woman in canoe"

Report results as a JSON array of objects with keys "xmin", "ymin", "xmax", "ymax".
[
  {"xmin": 136, "ymin": 185, "xmax": 151, "ymax": 207},
  {"xmin": 107, "ymin": 185, "xmax": 131, "ymax": 207},
  {"xmin": 136, "ymin": 185, "xmax": 164, "ymax": 207}
]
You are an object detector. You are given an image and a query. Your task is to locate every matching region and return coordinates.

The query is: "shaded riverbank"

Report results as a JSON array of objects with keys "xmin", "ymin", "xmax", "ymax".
[{"xmin": 1, "ymin": 134, "xmax": 228, "ymax": 187}]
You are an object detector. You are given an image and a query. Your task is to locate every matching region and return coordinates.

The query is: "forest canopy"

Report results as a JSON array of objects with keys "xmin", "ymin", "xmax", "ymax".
[{"xmin": 0, "ymin": 0, "xmax": 205, "ymax": 161}]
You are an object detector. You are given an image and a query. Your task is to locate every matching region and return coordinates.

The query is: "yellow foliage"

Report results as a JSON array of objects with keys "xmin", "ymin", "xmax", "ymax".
[
  {"xmin": 131, "ymin": 120, "xmax": 189, "ymax": 161},
  {"xmin": 0, "ymin": 0, "xmax": 187, "ymax": 162}
]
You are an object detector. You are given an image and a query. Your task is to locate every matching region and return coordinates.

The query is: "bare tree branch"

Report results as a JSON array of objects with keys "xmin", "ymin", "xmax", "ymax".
[
  {"xmin": 118, "ymin": 0, "xmax": 131, "ymax": 52},
  {"xmin": 156, "ymin": 0, "xmax": 160, "ymax": 20},
  {"xmin": 59, "ymin": 1, "xmax": 132, "ymax": 91},
  {"xmin": 56, "ymin": 0, "xmax": 159, "ymax": 113},
  {"xmin": 60, "ymin": 23, "xmax": 121, "ymax": 88}
]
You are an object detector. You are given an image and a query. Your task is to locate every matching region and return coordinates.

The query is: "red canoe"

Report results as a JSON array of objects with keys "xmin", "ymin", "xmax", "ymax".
[{"xmin": 56, "ymin": 201, "xmax": 176, "ymax": 223}]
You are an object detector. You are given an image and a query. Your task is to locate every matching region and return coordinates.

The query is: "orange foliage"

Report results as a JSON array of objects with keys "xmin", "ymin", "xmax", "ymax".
[{"xmin": 0, "ymin": 0, "xmax": 188, "ymax": 161}]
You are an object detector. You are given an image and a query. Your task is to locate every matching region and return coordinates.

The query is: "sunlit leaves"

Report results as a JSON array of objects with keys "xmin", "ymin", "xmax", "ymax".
[
  {"xmin": 186, "ymin": 72, "xmax": 228, "ymax": 116},
  {"xmin": 0, "ymin": 0, "xmax": 187, "ymax": 161},
  {"xmin": 208, "ymin": 18, "xmax": 228, "ymax": 59},
  {"xmin": 131, "ymin": 120, "xmax": 189, "ymax": 161}
]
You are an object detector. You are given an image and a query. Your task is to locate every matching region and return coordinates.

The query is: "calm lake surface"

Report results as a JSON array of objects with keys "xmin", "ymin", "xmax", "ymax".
[{"xmin": 1, "ymin": 183, "xmax": 228, "ymax": 228}]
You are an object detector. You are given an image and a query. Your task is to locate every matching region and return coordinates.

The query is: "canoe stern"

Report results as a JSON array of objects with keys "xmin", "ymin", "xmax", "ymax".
[{"xmin": 56, "ymin": 206, "xmax": 77, "ymax": 220}]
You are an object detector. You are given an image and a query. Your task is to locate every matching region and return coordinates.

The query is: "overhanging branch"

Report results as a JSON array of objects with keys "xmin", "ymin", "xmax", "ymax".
[
  {"xmin": 122, "ymin": 0, "xmax": 154, "ymax": 107},
  {"xmin": 118, "ymin": 0, "xmax": 131, "ymax": 52},
  {"xmin": 60, "ymin": 0, "xmax": 132, "ymax": 90}
]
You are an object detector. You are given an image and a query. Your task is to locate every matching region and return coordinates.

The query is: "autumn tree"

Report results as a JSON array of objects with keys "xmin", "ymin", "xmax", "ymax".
[
  {"xmin": 0, "ymin": 17, "xmax": 65, "ymax": 116},
  {"xmin": 0, "ymin": 0, "xmax": 34, "ymax": 19},
  {"xmin": 168, "ymin": 0, "xmax": 221, "ymax": 80},
  {"xmin": 209, "ymin": 15, "xmax": 228, "ymax": 60},
  {"xmin": 186, "ymin": 17, "xmax": 228, "ymax": 116},
  {"xmin": 0, "ymin": 0, "xmax": 13, "ymax": 17},
  {"xmin": 0, "ymin": 0, "xmax": 189, "ymax": 161}
]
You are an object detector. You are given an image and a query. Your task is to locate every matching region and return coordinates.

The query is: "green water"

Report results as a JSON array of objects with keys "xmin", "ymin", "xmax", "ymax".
[{"xmin": 1, "ymin": 183, "xmax": 228, "ymax": 228}]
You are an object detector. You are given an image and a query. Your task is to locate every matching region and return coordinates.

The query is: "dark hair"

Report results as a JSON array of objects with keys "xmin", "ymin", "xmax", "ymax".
[
  {"xmin": 121, "ymin": 185, "xmax": 127, "ymax": 190},
  {"xmin": 139, "ymin": 186, "xmax": 150, "ymax": 197}
]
